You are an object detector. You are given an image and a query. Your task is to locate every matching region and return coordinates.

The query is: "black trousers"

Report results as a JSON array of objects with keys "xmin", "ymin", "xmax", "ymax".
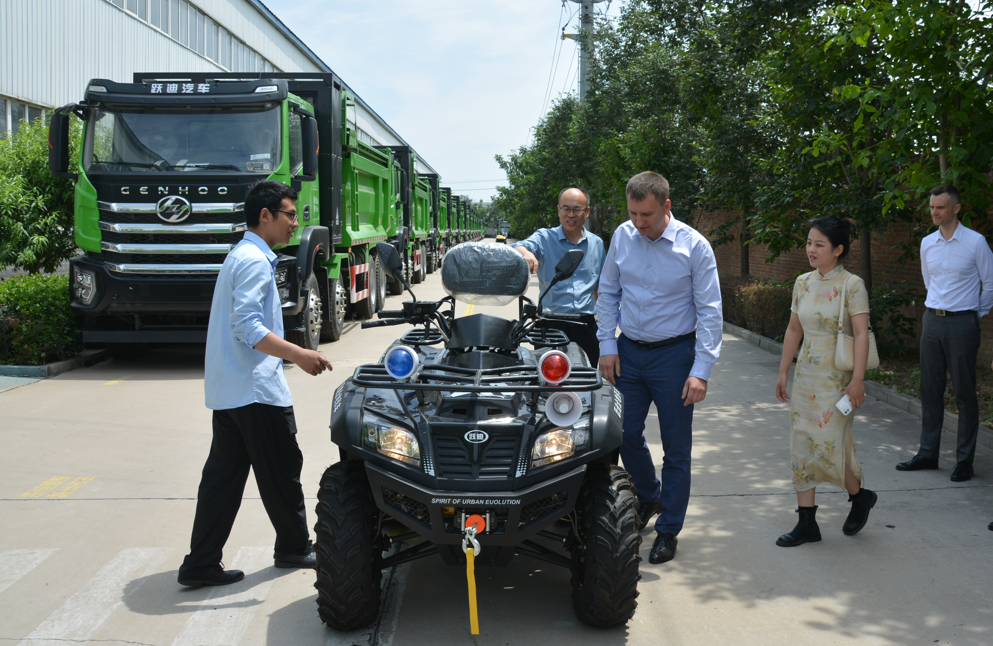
[
  {"xmin": 548, "ymin": 314, "xmax": 600, "ymax": 366},
  {"xmin": 919, "ymin": 310, "xmax": 981, "ymax": 464},
  {"xmin": 180, "ymin": 403, "xmax": 310, "ymax": 576}
]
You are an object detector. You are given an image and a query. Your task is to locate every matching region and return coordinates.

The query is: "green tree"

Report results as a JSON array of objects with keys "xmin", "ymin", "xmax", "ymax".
[{"xmin": 0, "ymin": 115, "xmax": 81, "ymax": 274}]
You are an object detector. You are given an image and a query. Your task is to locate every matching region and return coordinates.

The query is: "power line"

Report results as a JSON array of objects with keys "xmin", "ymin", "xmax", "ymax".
[{"xmin": 534, "ymin": 2, "xmax": 566, "ymax": 145}]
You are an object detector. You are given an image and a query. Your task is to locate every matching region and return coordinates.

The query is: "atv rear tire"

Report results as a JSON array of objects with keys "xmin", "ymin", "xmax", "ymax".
[
  {"xmin": 315, "ymin": 461, "xmax": 382, "ymax": 630},
  {"xmin": 570, "ymin": 464, "xmax": 641, "ymax": 627}
]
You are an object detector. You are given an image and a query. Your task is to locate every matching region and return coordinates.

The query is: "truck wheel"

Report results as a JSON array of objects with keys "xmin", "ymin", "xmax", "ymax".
[
  {"xmin": 315, "ymin": 461, "xmax": 383, "ymax": 631},
  {"xmin": 287, "ymin": 273, "xmax": 321, "ymax": 350},
  {"xmin": 570, "ymin": 464, "xmax": 641, "ymax": 627},
  {"xmin": 354, "ymin": 259, "xmax": 377, "ymax": 319},
  {"xmin": 426, "ymin": 246, "xmax": 436, "ymax": 274},
  {"xmin": 388, "ymin": 257, "xmax": 404, "ymax": 296},
  {"xmin": 411, "ymin": 248, "xmax": 423, "ymax": 285},
  {"xmin": 320, "ymin": 277, "xmax": 346, "ymax": 342},
  {"xmin": 375, "ymin": 255, "xmax": 387, "ymax": 307}
]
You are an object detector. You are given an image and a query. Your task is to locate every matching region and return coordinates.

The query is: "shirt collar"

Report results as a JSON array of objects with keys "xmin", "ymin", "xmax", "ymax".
[
  {"xmin": 817, "ymin": 265, "xmax": 845, "ymax": 281},
  {"xmin": 243, "ymin": 231, "xmax": 278, "ymax": 268},
  {"xmin": 556, "ymin": 225, "xmax": 587, "ymax": 244},
  {"xmin": 644, "ymin": 213, "xmax": 680, "ymax": 244}
]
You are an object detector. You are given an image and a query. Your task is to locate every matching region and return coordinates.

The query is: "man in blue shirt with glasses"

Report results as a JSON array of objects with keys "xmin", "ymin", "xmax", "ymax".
[
  {"xmin": 514, "ymin": 187, "xmax": 606, "ymax": 365},
  {"xmin": 178, "ymin": 180, "xmax": 333, "ymax": 588}
]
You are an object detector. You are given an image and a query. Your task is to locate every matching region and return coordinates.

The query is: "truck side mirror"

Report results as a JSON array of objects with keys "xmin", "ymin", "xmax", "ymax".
[
  {"xmin": 301, "ymin": 116, "xmax": 318, "ymax": 178},
  {"xmin": 48, "ymin": 105, "xmax": 76, "ymax": 179}
]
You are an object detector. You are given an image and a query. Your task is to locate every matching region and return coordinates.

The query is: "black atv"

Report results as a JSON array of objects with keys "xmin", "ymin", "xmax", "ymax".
[{"xmin": 316, "ymin": 241, "xmax": 641, "ymax": 630}]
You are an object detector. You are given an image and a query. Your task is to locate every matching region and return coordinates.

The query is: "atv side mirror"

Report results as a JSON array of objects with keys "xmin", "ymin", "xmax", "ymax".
[
  {"xmin": 553, "ymin": 249, "xmax": 585, "ymax": 282},
  {"xmin": 537, "ymin": 249, "xmax": 585, "ymax": 314},
  {"xmin": 377, "ymin": 242, "xmax": 402, "ymax": 280}
]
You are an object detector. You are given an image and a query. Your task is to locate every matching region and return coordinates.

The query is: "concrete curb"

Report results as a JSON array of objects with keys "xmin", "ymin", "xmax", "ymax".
[
  {"xmin": 723, "ymin": 321, "xmax": 993, "ymax": 453},
  {"xmin": 0, "ymin": 349, "xmax": 108, "ymax": 378}
]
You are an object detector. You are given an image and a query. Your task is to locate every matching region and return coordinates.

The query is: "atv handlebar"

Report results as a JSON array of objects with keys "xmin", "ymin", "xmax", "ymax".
[
  {"xmin": 377, "ymin": 310, "xmax": 405, "ymax": 319},
  {"xmin": 360, "ymin": 318, "xmax": 408, "ymax": 329}
]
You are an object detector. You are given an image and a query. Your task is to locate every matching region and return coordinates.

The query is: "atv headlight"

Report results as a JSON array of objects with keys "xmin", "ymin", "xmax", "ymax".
[
  {"xmin": 363, "ymin": 420, "xmax": 421, "ymax": 467},
  {"xmin": 530, "ymin": 419, "xmax": 590, "ymax": 469}
]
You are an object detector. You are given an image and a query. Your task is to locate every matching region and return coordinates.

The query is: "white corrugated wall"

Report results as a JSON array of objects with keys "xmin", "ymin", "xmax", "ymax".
[{"xmin": 0, "ymin": 0, "xmax": 324, "ymax": 109}]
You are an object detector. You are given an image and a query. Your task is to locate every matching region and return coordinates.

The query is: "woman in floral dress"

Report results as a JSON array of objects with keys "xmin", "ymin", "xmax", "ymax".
[{"xmin": 774, "ymin": 217, "xmax": 876, "ymax": 546}]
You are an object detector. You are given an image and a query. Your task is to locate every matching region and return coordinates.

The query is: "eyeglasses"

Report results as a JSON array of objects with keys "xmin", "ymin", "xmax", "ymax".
[
  {"xmin": 558, "ymin": 205, "xmax": 588, "ymax": 215},
  {"xmin": 273, "ymin": 209, "xmax": 299, "ymax": 223}
]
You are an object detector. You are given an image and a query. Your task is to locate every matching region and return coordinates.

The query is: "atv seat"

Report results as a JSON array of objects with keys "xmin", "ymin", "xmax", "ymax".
[{"xmin": 440, "ymin": 242, "xmax": 529, "ymax": 306}]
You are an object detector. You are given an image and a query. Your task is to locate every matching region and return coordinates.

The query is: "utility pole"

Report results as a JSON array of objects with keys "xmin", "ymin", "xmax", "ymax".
[{"xmin": 562, "ymin": 0, "xmax": 608, "ymax": 100}]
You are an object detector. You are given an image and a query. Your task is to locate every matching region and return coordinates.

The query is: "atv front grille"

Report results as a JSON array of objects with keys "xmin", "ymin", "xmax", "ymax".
[
  {"xmin": 518, "ymin": 490, "xmax": 569, "ymax": 528},
  {"xmin": 383, "ymin": 487, "xmax": 431, "ymax": 528},
  {"xmin": 433, "ymin": 435, "xmax": 519, "ymax": 479}
]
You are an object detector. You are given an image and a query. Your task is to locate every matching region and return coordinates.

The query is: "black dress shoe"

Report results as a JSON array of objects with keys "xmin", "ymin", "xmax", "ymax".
[
  {"xmin": 637, "ymin": 500, "xmax": 662, "ymax": 531},
  {"xmin": 950, "ymin": 461, "xmax": 974, "ymax": 482},
  {"xmin": 895, "ymin": 455, "xmax": 939, "ymax": 471},
  {"xmin": 988, "ymin": 521, "xmax": 992, "ymax": 531},
  {"xmin": 177, "ymin": 566, "xmax": 244, "ymax": 588},
  {"xmin": 274, "ymin": 546, "xmax": 316, "ymax": 569},
  {"xmin": 649, "ymin": 532, "xmax": 677, "ymax": 564}
]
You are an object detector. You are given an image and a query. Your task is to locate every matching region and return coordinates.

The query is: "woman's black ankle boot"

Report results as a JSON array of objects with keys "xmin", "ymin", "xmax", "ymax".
[
  {"xmin": 776, "ymin": 506, "xmax": 822, "ymax": 547},
  {"xmin": 842, "ymin": 487, "xmax": 877, "ymax": 536}
]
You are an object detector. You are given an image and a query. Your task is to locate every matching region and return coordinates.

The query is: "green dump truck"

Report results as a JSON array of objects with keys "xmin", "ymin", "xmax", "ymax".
[{"xmin": 48, "ymin": 72, "xmax": 448, "ymax": 351}]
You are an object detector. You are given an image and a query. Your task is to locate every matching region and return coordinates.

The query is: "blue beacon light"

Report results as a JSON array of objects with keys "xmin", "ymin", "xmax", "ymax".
[{"xmin": 385, "ymin": 346, "xmax": 419, "ymax": 380}]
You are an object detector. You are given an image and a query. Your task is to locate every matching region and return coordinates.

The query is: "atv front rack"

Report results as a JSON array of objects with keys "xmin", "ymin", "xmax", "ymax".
[{"xmin": 351, "ymin": 363, "xmax": 602, "ymax": 392}]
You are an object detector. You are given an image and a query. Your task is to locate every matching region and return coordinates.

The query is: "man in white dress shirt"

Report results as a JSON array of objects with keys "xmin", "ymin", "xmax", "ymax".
[
  {"xmin": 597, "ymin": 172, "xmax": 723, "ymax": 565},
  {"xmin": 896, "ymin": 184, "xmax": 993, "ymax": 482}
]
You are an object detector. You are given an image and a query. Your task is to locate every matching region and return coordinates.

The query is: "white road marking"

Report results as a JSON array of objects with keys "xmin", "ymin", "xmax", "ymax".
[
  {"xmin": 324, "ymin": 563, "xmax": 410, "ymax": 646},
  {"xmin": 171, "ymin": 546, "xmax": 274, "ymax": 646},
  {"xmin": 0, "ymin": 548, "xmax": 58, "ymax": 595},
  {"xmin": 19, "ymin": 547, "xmax": 170, "ymax": 646}
]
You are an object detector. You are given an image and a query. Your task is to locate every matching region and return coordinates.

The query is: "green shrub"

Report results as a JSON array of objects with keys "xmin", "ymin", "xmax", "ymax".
[
  {"xmin": 719, "ymin": 276, "xmax": 751, "ymax": 328},
  {"xmin": 868, "ymin": 280, "xmax": 918, "ymax": 358},
  {"xmin": 0, "ymin": 115, "xmax": 81, "ymax": 274},
  {"xmin": 738, "ymin": 281, "xmax": 793, "ymax": 340},
  {"xmin": 0, "ymin": 274, "xmax": 81, "ymax": 365}
]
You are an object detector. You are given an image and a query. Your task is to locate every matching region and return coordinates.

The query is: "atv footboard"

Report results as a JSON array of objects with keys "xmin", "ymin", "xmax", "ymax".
[{"xmin": 366, "ymin": 462, "xmax": 587, "ymax": 566}]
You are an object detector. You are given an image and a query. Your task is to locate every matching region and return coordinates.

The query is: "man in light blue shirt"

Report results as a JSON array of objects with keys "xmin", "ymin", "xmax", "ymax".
[
  {"xmin": 514, "ymin": 187, "xmax": 606, "ymax": 364},
  {"xmin": 178, "ymin": 181, "xmax": 333, "ymax": 588},
  {"xmin": 597, "ymin": 172, "xmax": 723, "ymax": 566}
]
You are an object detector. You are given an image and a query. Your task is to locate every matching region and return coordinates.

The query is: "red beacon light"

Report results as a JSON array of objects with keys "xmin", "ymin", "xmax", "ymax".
[{"xmin": 538, "ymin": 350, "xmax": 572, "ymax": 385}]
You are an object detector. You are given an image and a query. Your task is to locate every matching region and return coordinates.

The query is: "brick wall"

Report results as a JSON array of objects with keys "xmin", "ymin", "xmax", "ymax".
[{"xmin": 694, "ymin": 209, "xmax": 993, "ymax": 366}]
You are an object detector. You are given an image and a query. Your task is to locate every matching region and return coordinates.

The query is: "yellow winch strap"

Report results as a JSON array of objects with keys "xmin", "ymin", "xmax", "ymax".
[{"xmin": 466, "ymin": 547, "xmax": 479, "ymax": 635}]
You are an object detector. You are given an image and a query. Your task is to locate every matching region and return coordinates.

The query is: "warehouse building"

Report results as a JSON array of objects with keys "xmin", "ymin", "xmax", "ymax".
[{"xmin": 0, "ymin": 0, "xmax": 326, "ymax": 136}]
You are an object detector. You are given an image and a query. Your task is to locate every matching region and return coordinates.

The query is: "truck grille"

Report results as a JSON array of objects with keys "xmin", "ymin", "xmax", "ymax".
[
  {"xmin": 433, "ymin": 434, "xmax": 520, "ymax": 479},
  {"xmin": 96, "ymin": 201, "xmax": 245, "ymax": 275}
]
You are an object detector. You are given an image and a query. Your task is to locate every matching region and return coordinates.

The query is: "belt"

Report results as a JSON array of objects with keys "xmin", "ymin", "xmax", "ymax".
[
  {"xmin": 927, "ymin": 308, "xmax": 975, "ymax": 317},
  {"xmin": 621, "ymin": 332, "xmax": 695, "ymax": 349}
]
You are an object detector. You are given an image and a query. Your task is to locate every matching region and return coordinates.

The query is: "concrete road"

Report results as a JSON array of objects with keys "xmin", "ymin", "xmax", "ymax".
[{"xmin": 2, "ymin": 260, "xmax": 992, "ymax": 646}]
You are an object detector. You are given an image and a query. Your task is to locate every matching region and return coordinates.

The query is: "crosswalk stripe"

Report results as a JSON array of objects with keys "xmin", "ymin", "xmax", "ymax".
[
  {"xmin": 19, "ymin": 547, "xmax": 170, "ymax": 646},
  {"xmin": 171, "ymin": 546, "xmax": 274, "ymax": 646},
  {"xmin": 0, "ymin": 549, "xmax": 58, "ymax": 595}
]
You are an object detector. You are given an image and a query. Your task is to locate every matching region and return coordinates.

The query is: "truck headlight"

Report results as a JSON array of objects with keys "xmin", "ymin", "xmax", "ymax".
[
  {"xmin": 363, "ymin": 420, "xmax": 420, "ymax": 467},
  {"xmin": 73, "ymin": 268, "xmax": 97, "ymax": 305},
  {"xmin": 530, "ymin": 419, "xmax": 590, "ymax": 469},
  {"xmin": 275, "ymin": 268, "xmax": 289, "ymax": 285}
]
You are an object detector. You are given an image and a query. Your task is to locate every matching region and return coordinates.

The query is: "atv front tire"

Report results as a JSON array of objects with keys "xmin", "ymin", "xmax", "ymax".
[
  {"xmin": 315, "ymin": 461, "xmax": 382, "ymax": 630},
  {"xmin": 571, "ymin": 464, "xmax": 642, "ymax": 627}
]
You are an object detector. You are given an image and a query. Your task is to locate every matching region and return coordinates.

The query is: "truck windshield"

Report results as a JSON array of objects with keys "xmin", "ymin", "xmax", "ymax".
[{"xmin": 82, "ymin": 103, "xmax": 281, "ymax": 173}]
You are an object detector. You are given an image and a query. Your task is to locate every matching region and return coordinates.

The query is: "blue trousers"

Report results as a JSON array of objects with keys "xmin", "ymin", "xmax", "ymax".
[{"xmin": 616, "ymin": 334, "xmax": 695, "ymax": 535}]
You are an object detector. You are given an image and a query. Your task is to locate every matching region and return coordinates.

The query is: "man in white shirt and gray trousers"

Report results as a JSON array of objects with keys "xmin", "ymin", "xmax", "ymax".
[
  {"xmin": 897, "ymin": 184, "xmax": 993, "ymax": 482},
  {"xmin": 597, "ymin": 172, "xmax": 723, "ymax": 565}
]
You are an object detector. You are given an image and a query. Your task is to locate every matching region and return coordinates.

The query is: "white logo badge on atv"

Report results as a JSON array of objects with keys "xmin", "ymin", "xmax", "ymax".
[{"xmin": 464, "ymin": 430, "xmax": 489, "ymax": 444}]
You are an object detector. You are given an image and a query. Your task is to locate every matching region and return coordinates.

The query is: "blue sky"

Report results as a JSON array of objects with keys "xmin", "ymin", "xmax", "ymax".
[{"xmin": 261, "ymin": 0, "xmax": 619, "ymax": 201}]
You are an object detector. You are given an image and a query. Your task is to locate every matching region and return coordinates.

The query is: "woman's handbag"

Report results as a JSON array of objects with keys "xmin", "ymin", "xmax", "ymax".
[{"xmin": 835, "ymin": 273, "xmax": 880, "ymax": 371}]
